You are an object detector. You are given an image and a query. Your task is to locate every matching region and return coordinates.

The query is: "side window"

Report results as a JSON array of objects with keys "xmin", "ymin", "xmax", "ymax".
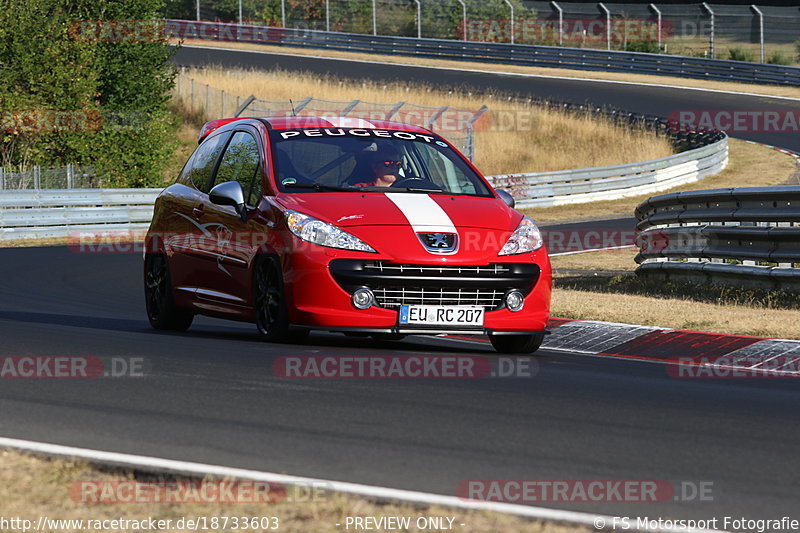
[
  {"xmin": 183, "ymin": 133, "xmax": 227, "ymax": 193},
  {"xmin": 214, "ymin": 131, "xmax": 263, "ymax": 207}
]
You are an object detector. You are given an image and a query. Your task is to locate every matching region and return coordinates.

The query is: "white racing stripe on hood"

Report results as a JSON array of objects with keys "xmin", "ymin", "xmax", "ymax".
[
  {"xmin": 385, "ymin": 193, "xmax": 457, "ymax": 234},
  {"xmin": 324, "ymin": 117, "xmax": 376, "ymax": 129}
]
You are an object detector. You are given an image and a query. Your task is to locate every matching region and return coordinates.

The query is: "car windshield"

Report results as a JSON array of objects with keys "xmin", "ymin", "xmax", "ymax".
[{"xmin": 269, "ymin": 129, "xmax": 493, "ymax": 197}]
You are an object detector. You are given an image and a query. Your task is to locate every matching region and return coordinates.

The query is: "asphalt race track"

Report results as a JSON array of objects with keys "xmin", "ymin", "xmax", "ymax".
[
  {"xmin": 2, "ymin": 48, "xmax": 799, "ymax": 529},
  {"xmin": 173, "ymin": 45, "xmax": 800, "ymax": 153},
  {"xmin": 1, "ymin": 245, "xmax": 800, "ymax": 527}
]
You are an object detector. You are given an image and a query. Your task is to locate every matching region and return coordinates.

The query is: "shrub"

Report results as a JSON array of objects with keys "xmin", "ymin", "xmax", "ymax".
[
  {"xmin": 766, "ymin": 51, "xmax": 792, "ymax": 66},
  {"xmin": 727, "ymin": 47, "xmax": 754, "ymax": 62},
  {"xmin": 625, "ymin": 40, "xmax": 660, "ymax": 54}
]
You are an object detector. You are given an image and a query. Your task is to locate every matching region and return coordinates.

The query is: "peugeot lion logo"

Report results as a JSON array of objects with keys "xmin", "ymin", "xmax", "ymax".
[{"xmin": 418, "ymin": 233, "xmax": 458, "ymax": 253}]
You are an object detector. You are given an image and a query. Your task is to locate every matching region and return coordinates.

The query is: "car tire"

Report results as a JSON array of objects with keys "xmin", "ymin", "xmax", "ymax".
[
  {"xmin": 489, "ymin": 333, "xmax": 544, "ymax": 354},
  {"xmin": 144, "ymin": 253, "xmax": 194, "ymax": 331},
  {"xmin": 254, "ymin": 256, "xmax": 307, "ymax": 343}
]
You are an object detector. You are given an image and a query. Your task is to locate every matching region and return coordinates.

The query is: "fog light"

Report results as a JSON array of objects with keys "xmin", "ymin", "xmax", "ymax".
[
  {"xmin": 505, "ymin": 290, "xmax": 524, "ymax": 312},
  {"xmin": 352, "ymin": 288, "xmax": 375, "ymax": 310}
]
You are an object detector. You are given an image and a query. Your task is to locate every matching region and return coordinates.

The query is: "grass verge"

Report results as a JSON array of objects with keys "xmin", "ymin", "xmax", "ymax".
[
  {"xmin": 175, "ymin": 66, "xmax": 674, "ymax": 176},
  {"xmin": 175, "ymin": 39, "xmax": 800, "ymax": 100},
  {"xmin": 0, "ymin": 449, "xmax": 587, "ymax": 533},
  {"xmin": 551, "ymin": 248, "xmax": 800, "ymax": 339},
  {"xmin": 526, "ymin": 138, "xmax": 800, "ymax": 223}
]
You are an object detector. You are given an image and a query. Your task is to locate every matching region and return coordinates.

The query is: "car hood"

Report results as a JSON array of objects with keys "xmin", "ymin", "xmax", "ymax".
[{"xmin": 275, "ymin": 192, "xmax": 521, "ymax": 231}]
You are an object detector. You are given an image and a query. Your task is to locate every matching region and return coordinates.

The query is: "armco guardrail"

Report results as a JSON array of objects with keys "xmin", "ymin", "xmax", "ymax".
[
  {"xmin": 635, "ymin": 186, "xmax": 800, "ymax": 292},
  {"xmin": 0, "ymin": 189, "xmax": 160, "ymax": 242},
  {"xmin": 488, "ymin": 133, "xmax": 728, "ymax": 209},
  {"xmin": 168, "ymin": 20, "xmax": 800, "ymax": 87}
]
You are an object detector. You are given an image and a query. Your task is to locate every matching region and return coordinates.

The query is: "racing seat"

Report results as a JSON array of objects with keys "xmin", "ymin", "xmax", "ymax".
[
  {"xmin": 275, "ymin": 148, "xmax": 312, "ymax": 185},
  {"xmin": 343, "ymin": 154, "xmax": 374, "ymax": 186}
]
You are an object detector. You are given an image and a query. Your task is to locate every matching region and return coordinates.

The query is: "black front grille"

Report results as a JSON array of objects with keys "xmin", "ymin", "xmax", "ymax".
[
  {"xmin": 330, "ymin": 260, "xmax": 540, "ymax": 311},
  {"xmin": 363, "ymin": 262, "xmax": 512, "ymax": 276},
  {"xmin": 373, "ymin": 287, "xmax": 504, "ymax": 309}
]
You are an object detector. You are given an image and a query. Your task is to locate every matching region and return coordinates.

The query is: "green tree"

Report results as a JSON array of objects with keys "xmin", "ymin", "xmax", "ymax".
[{"xmin": 0, "ymin": 0, "xmax": 177, "ymax": 187}]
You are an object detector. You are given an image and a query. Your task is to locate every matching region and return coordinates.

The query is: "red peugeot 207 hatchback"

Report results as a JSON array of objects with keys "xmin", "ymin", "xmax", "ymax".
[{"xmin": 144, "ymin": 116, "xmax": 551, "ymax": 353}]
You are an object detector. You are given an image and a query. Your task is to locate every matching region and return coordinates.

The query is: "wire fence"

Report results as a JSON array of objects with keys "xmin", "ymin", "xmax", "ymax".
[
  {"xmin": 173, "ymin": 72, "xmax": 487, "ymax": 160},
  {"xmin": 0, "ymin": 165, "xmax": 101, "ymax": 190},
  {"xmin": 166, "ymin": 1, "xmax": 800, "ymax": 64}
]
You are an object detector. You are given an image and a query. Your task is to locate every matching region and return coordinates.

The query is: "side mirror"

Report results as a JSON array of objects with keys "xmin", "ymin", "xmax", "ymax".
[
  {"xmin": 210, "ymin": 181, "xmax": 247, "ymax": 220},
  {"xmin": 496, "ymin": 189, "xmax": 515, "ymax": 209}
]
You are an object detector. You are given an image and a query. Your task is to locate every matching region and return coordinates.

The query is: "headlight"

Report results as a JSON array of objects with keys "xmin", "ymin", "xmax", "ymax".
[
  {"xmin": 285, "ymin": 210, "xmax": 376, "ymax": 252},
  {"xmin": 499, "ymin": 216, "xmax": 543, "ymax": 255}
]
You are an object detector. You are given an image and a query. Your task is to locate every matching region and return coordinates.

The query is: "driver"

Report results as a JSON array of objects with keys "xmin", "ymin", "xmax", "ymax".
[{"xmin": 353, "ymin": 147, "xmax": 403, "ymax": 187}]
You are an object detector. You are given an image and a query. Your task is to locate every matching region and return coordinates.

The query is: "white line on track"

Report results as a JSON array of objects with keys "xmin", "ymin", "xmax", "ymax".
[
  {"xmin": 549, "ymin": 244, "xmax": 636, "ymax": 257},
  {"xmin": 181, "ymin": 44, "xmax": 800, "ymax": 103},
  {"xmin": 0, "ymin": 436, "xmax": 723, "ymax": 532}
]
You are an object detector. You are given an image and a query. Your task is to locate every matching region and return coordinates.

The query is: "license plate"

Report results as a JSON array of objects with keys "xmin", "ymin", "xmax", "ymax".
[{"xmin": 398, "ymin": 305, "xmax": 484, "ymax": 327}]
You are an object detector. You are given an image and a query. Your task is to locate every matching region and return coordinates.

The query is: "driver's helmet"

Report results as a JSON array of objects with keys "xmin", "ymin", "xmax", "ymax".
[{"xmin": 371, "ymin": 145, "xmax": 403, "ymax": 175}]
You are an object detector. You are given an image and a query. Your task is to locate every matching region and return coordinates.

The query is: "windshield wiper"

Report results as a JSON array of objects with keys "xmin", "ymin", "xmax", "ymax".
[
  {"xmin": 357, "ymin": 186, "xmax": 443, "ymax": 193},
  {"xmin": 283, "ymin": 183, "xmax": 358, "ymax": 192}
]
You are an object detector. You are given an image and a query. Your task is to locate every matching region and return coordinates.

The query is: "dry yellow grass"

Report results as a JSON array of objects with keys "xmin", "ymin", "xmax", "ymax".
[
  {"xmin": 176, "ymin": 39, "xmax": 800, "ymax": 100},
  {"xmin": 0, "ymin": 449, "xmax": 588, "ymax": 533},
  {"xmin": 551, "ymin": 248, "xmax": 638, "ymax": 274},
  {"xmin": 527, "ymin": 138, "xmax": 800, "ymax": 223},
  {"xmin": 552, "ymin": 287, "xmax": 800, "ymax": 339},
  {"xmin": 175, "ymin": 66, "xmax": 675, "ymax": 175}
]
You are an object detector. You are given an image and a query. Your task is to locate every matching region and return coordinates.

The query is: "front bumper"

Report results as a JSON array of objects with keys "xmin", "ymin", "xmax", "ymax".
[{"xmin": 282, "ymin": 245, "xmax": 552, "ymax": 335}]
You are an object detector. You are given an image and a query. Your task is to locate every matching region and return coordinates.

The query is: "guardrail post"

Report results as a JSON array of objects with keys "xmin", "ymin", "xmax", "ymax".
[
  {"xmin": 552, "ymin": 1, "xmax": 564, "ymax": 45},
  {"xmin": 190, "ymin": 78, "xmax": 195, "ymax": 110},
  {"xmin": 0, "ymin": 167, "xmax": 5, "ymax": 190},
  {"xmin": 702, "ymin": 3, "xmax": 715, "ymax": 58},
  {"xmin": 67, "ymin": 164, "xmax": 74, "ymax": 189},
  {"xmin": 195, "ymin": 0, "xmax": 200, "ymax": 21},
  {"xmin": 466, "ymin": 106, "xmax": 489, "ymax": 161},
  {"xmin": 372, "ymin": 0, "xmax": 377, "ymax": 35},
  {"xmin": 751, "ymin": 5, "xmax": 764, "ymax": 63},
  {"xmin": 503, "ymin": 0, "xmax": 515, "ymax": 44},
  {"xmin": 325, "ymin": 0, "xmax": 330, "ymax": 32},
  {"xmin": 281, "ymin": 0, "xmax": 286, "ymax": 28},
  {"xmin": 34, "ymin": 165, "xmax": 41, "ymax": 190},
  {"xmin": 457, "ymin": 0, "xmax": 467, "ymax": 41},
  {"xmin": 598, "ymin": 3, "xmax": 611, "ymax": 50},
  {"xmin": 221, "ymin": 90, "xmax": 226, "ymax": 116},
  {"xmin": 649, "ymin": 4, "xmax": 661, "ymax": 51},
  {"xmin": 414, "ymin": 0, "xmax": 422, "ymax": 38},
  {"xmin": 205, "ymin": 83, "xmax": 210, "ymax": 112}
]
